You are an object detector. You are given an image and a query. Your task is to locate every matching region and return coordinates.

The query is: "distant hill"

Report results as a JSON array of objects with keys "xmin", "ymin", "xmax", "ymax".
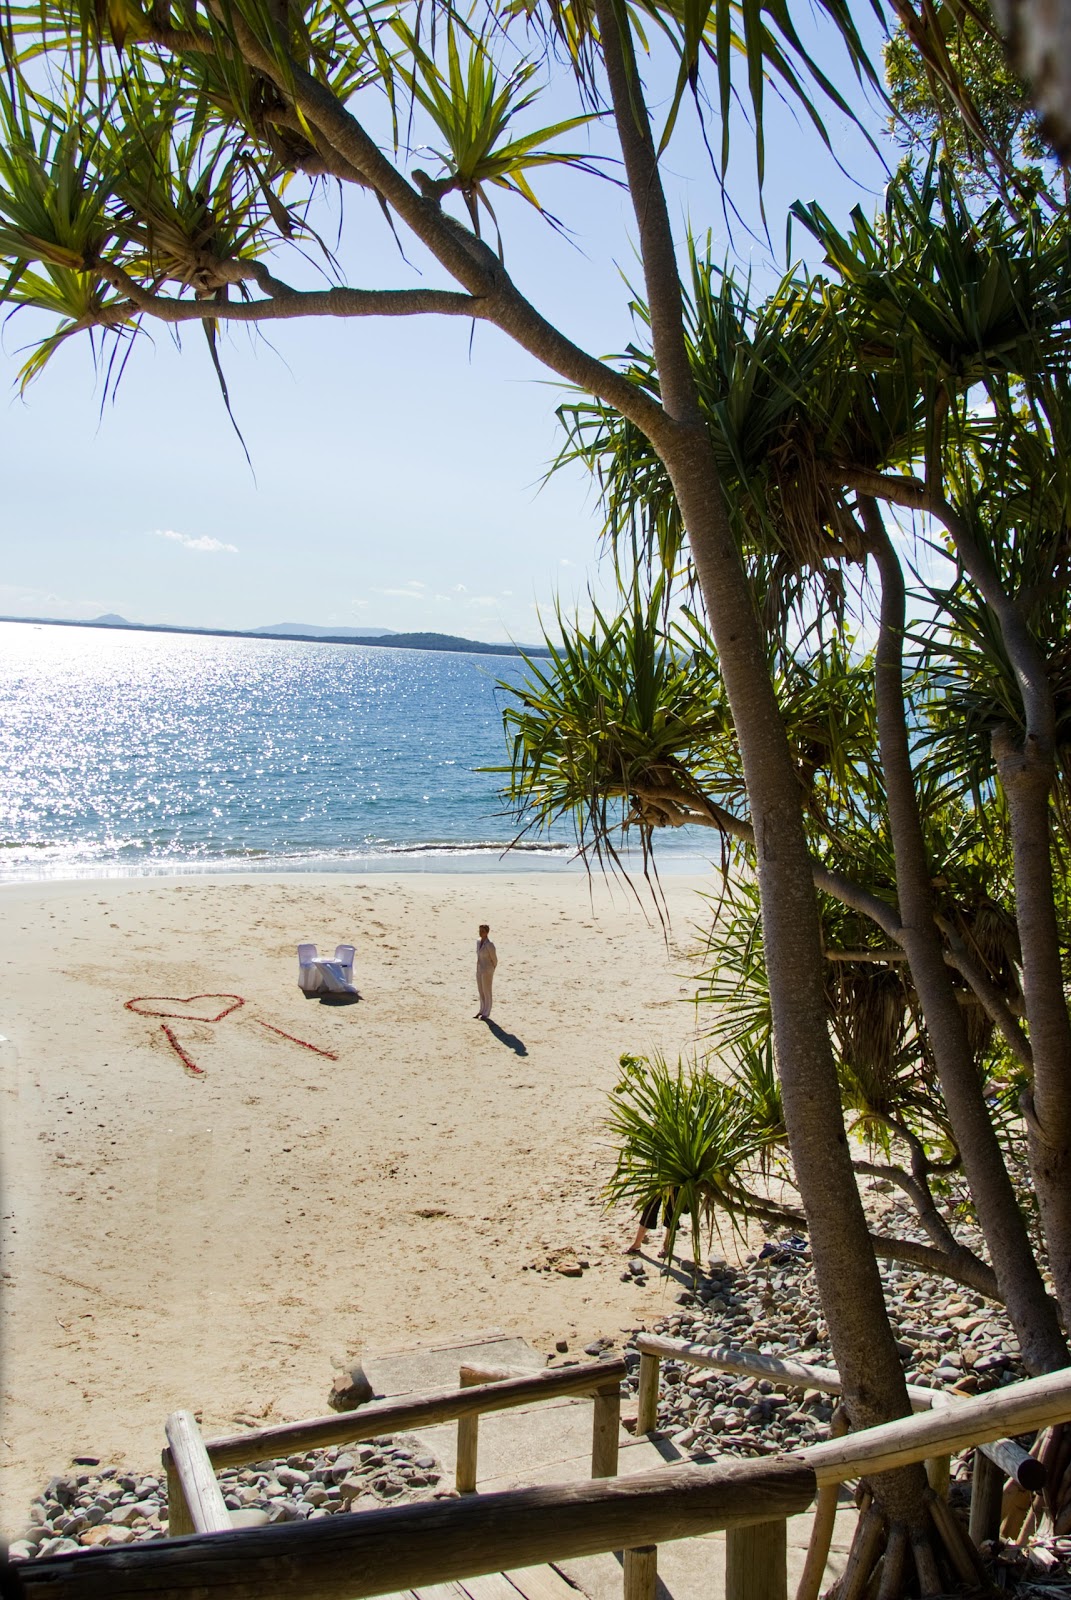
[
  {"xmin": 358, "ymin": 631, "xmax": 542, "ymax": 656},
  {"xmin": 253, "ymin": 622, "xmax": 395, "ymax": 639},
  {"xmin": 0, "ymin": 614, "xmax": 547, "ymax": 658}
]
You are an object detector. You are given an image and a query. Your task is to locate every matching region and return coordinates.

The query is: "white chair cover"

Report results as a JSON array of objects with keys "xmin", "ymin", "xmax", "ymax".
[{"xmin": 297, "ymin": 942, "xmax": 324, "ymax": 993}]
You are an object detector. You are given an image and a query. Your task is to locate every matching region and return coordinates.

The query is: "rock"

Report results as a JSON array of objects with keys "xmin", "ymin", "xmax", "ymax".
[
  {"xmin": 555, "ymin": 1260, "xmax": 583, "ymax": 1277},
  {"xmin": 229, "ymin": 1509, "xmax": 271, "ymax": 1530},
  {"xmin": 275, "ymin": 1467, "xmax": 309, "ymax": 1489},
  {"xmin": 108, "ymin": 1502, "xmax": 146, "ymax": 1527},
  {"xmin": 82, "ymin": 1525, "xmax": 137, "ymax": 1546},
  {"xmin": 268, "ymin": 1501, "xmax": 303, "ymax": 1523},
  {"xmin": 7, "ymin": 1543, "xmax": 36, "ymax": 1562},
  {"xmin": 555, "ymin": 1339, "xmax": 569, "ymax": 1353},
  {"xmin": 328, "ymin": 1363, "xmax": 374, "ymax": 1412}
]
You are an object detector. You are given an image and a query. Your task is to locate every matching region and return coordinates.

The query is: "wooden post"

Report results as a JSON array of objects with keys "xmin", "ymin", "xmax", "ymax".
[
  {"xmin": 924, "ymin": 1453, "xmax": 950, "ymax": 1500},
  {"xmin": 623, "ymin": 1545, "xmax": 657, "ymax": 1600},
  {"xmin": 969, "ymin": 1449, "xmax": 1005, "ymax": 1548},
  {"xmin": 926, "ymin": 1487, "xmax": 987, "ymax": 1586},
  {"xmin": 164, "ymin": 1457, "xmax": 194, "ymax": 1538},
  {"xmin": 725, "ymin": 1518, "xmax": 787, "ymax": 1600},
  {"xmin": 456, "ymin": 1369, "xmax": 482, "ymax": 1495},
  {"xmin": 980, "ymin": 1436, "xmax": 1046, "ymax": 1490},
  {"xmin": 637, "ymin": 1352, "xmax": 660, "ymax": 1435},
  {"xmin": 592, "ymin": 1381, "xmax": 621, "ymax": 1479},
  {"xmin": 794, "ymin": 1406, "xmax": 848, "ymax": 1600},
  {"xmin": 163, "ymin": 1411, "xmax": 231, "ymax": 1535}
]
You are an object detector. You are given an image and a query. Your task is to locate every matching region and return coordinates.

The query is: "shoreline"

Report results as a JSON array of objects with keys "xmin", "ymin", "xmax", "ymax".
[
  {"xmin": 0, "ymin": 869, "xmax": 716, "ymax": 1531},
  {"xmin": 0, "ymin": 847, "xmax": 722, "ymax": 889}
]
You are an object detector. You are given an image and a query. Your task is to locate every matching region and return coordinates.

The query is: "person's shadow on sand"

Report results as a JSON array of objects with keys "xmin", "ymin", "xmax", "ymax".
[{"xmin": 482, "ymin": 1019, "xmax": 527, "ymax": 1056}]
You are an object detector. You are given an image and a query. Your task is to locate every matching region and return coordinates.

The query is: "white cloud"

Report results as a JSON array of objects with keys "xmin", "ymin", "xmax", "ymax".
[
  {"xmin": 453, "ymin": 584, "xmax": 468, "ymax": 594},
  {"xmin": 153, "ymin": 529, "xmax": 238, "ymax": 554},
  {"xmin": 559, "ymin": 558, "xmax": 576, "ymax": 568},
  {"xmin": 471, "ymin": 595, "xmax": 499, "ymax": 608},
  {"xmin": 377, "ymin": 586, "xmax": 429, "ymax": 599}
]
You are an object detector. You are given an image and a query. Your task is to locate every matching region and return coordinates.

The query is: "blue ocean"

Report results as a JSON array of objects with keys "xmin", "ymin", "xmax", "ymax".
[{"xmin": 0, "ymin": 621, "xmax": 711, "ymax": 880}]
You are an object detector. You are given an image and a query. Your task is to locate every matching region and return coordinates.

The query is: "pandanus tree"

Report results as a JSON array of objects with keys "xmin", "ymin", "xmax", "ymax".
[
  {"xmin": 506, "ymin": 165, "xmax": 1071, "ymax": 1373},
  {"xmin": 792, "ymin": 168, "xmax": 1071, "ymax": 1335},
  {"xmin": 499, "ymin": 588, "xmax": 1015, "ymax": 1302},
  {"xmin": 0, "ymin": 0, "xmax": 940, "ymax": 1522}
]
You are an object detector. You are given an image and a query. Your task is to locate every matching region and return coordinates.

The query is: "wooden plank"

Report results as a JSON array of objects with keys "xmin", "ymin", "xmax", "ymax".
[
  {"xmin": 163, "ymin": 1411, "xmax": 231, "ymax": 1535},
  {"xmin": 503, "ymin": 1566, "xmax": 578, "ymax": 1600},
  {"xmin": 412, "ymin": 1585, "xmax": 468, "ymax": 1600},
  {"xmin": 19, "ymin": 1456, "xmax": 818, "ymax": 1600},
  {"xmin": 800, "ymin": 1367, "xmax": 1071, "ymax": 1486},
  {"xmin": 725, "ymin": 1519, "xmax": 787, "ymax": 1600},
  {"xmin": 458, "ymin": 1573, "xmax": 523, "ymax": 1600},
  {"xmin": 204, "ymin": 1359, "xmax": 628, "ymax": 1470}
]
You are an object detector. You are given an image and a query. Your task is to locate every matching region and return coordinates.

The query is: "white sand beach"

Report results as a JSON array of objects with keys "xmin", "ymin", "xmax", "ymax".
[{"xmin": 0, "ymin": 869, "xmax": 716, "ymax": 1530}]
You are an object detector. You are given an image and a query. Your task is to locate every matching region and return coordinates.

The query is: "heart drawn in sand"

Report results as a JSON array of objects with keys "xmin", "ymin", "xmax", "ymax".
[{"xmin": 125, "ymin": 994, "xmax": 245, "ymax": 1024}]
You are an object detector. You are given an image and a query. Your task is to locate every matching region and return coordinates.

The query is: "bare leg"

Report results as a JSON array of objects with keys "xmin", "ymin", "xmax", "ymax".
[{"xmin": 626, "ymin": 1225, "xmax": 648, "ymax": 1255}]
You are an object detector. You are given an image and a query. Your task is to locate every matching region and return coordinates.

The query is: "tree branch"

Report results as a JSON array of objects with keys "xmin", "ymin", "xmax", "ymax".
[
  {"xmin": 839, "ymin": 465, "xmax": 1054, "ymax": 744},
  {"xmin": 938, "ymin": 923, "xmax": 1034, "ymax": 1071},
  {"xmin": 744, "ymin": 1195, "xmax": 1002, "ymax": 1300},
  {"xmin": 92, "ymin": 259, "xmax": 482, "ymax": 322},
  {"xmin": 199, "ymin": 6, "xmax": 672, "ymax": 442},
  {"xmin": 850, "ymin": 1158, "xmax": 998, "ymax": 1298}
]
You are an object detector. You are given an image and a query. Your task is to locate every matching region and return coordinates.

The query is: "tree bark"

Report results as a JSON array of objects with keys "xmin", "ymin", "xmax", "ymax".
[
  {"xmin": 989, "ymin": 0, "xmax": 1071, "ymax": 158},
  {"xmin": 845, "ymin": 468, "xmax": 1071, "ymax": 1335},
  {"xmin": 590, "ymin": 0, "xmax": 925, "ymax": 1521},
  {"xmin": 862, "ymin": 500, "xmax": 1066, "ymax": 1374},
  {"xmin": 994, "ymin": 726, "xmax": 1071, "ymax": 1320}
]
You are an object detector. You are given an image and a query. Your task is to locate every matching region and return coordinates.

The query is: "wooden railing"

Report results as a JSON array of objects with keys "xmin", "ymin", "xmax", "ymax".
[
  {"xmin": 14, "ymin": 1364, "xmax": 1071, "ymax": 1600},
  {"xmin": 633, "ymin": 1330, "xmax": 1051, "ymax": 1598},
  {"xmin": 165, "ymin": 1357, "xmax": 625, "ymax": 1535}
]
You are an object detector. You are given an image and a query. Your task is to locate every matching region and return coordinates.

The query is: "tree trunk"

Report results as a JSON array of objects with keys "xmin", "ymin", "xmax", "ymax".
[
  {"xmin": 864, "ymin": 504, "xmax": 1066, "ymax": 1375},
  {"xmin": 587, "ymin": 7, "xmax": 926, "ymax": 1509},
  {"xmin": 995, "ymin": 726, "xmax": 1071, "ymax": 1321},
  {"xmin": 989, "ymin": 0, "xmax": 1071, "ymax": 158}
]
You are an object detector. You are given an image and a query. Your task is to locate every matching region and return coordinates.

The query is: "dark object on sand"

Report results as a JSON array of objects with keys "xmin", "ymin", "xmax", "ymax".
[{"xmin": 329, "ymin": 1363, "xmax": 374, "ymax": 1412}]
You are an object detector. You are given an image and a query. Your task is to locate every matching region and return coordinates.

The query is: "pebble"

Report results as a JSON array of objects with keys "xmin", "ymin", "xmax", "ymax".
[
  {"xmin": 10, "ymin": 1434, "xmax": 446, "ymax": 1560},
  {"xmin": 611, "ymin": 1228, "xmax": 1026, "ymax": 1465}
]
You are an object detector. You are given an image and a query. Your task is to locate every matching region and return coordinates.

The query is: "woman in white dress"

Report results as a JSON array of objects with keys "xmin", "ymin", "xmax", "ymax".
[{"xmin": 475, "ymin": 924, "xmax": 498, "ymax": 1020}]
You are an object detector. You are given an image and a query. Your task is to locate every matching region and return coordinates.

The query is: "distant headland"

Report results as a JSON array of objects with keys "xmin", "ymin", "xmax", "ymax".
[{"xmin": 0, "ymin": 613, "xmax": 549, "ymax": 658}]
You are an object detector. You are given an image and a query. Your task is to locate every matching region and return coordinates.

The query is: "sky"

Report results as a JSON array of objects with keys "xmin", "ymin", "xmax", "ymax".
[{"xmin": 0, "ymin": 11, "xmax": 897, "ymax": 645}]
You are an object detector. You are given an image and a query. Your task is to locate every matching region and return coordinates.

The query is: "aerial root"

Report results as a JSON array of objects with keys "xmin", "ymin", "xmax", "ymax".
[
  {"xmin": 821, "ymin": 1480, "xmax": 998, "ymax": 1600},
  {"xmin": 874, "ymin": 1522, "xmax": 908, "ymax": 1600}
]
